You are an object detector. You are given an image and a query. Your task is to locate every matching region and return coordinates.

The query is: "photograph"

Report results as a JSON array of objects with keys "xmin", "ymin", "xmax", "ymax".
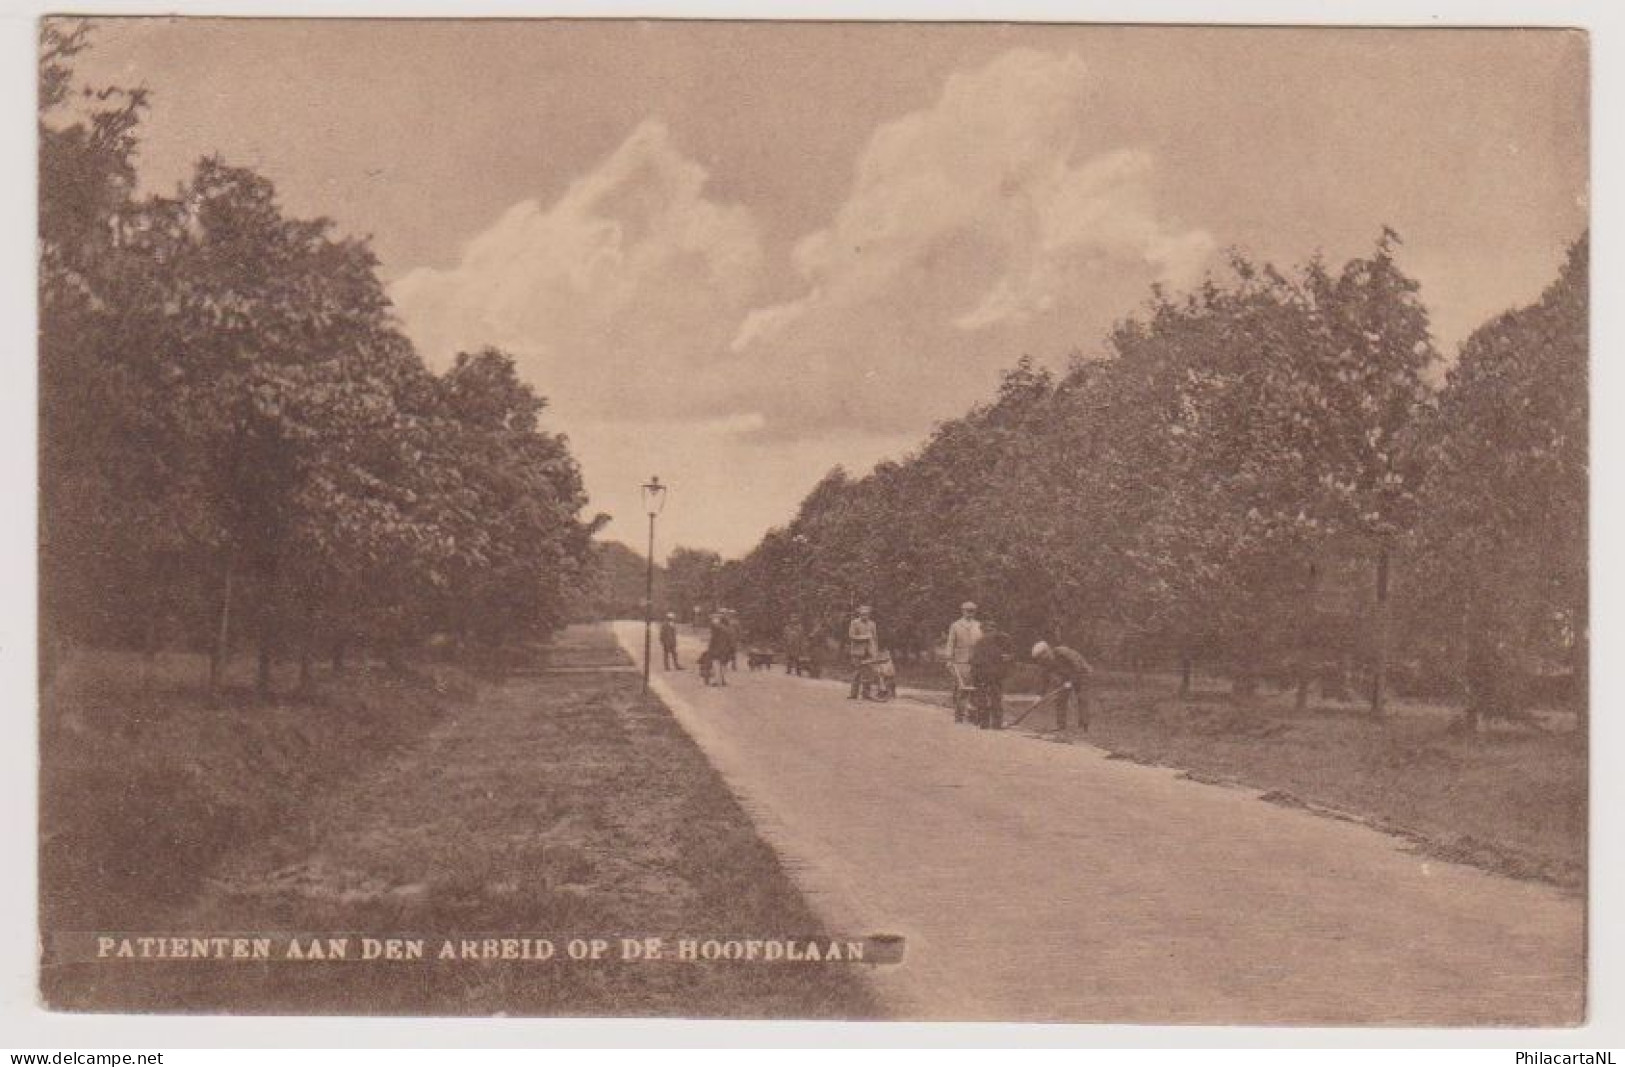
[{"xmin": 35, "ymin": 16, "xmax": 1588, "ymax": 1026}]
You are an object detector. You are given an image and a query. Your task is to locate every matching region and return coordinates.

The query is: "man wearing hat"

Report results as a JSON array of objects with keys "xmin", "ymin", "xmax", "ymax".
[
  {"xmin": 944, "ymin": 601, "xmax": 983, "ymax": 723},
  {"xmin": 1031, "ymin": 640, "xmax": 1094, "ymax": 731},
  {"xmin": 847, "ymin": 605, "xmax": 879, "ymax": 699},
  {"xmin": 706, "ymin": 612, "xmax": 736, "ymax": 686},
  {"xmin": 782, "ymin": 618, "xmax": 808, "ymax": 675},
  {"xmin": 659, "ymin": 612, "xmax": 682, "ymax": 671}
]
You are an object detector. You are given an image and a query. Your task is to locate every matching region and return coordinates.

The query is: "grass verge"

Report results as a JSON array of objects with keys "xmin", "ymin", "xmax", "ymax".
[
  {"xmin": 1081, "ymin": 690, "xmax": 1585, "ymax": 891},
  {"xmin": 875, "ymin": 661, "xmax": 1584, "ymax": 892},
  {"xmin": 40, "ymin": 650, "xmax": 459, "ymax": 933},
  {"xmin": 42, "ymin": 626, "xmax": 884, "ymax": 1018}
]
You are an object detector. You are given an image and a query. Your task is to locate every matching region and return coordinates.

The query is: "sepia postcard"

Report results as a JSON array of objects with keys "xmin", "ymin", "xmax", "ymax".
[{"xmin": 35, "ymin": 17, "xmax": 1589, "ymax": 1025}]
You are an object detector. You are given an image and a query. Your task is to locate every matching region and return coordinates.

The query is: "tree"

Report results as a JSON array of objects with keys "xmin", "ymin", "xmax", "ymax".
[
  {"xmin": 138, "ymin": 159, "xmax": 426, "ymax": 692},
  {"xmin": 1079, "ymin": 237, "xmax": 1436, "ymax": 706},
  {"xmin": 1294, "ymin": 231, "xmax": 1439, "ymax": 713},
  {"xmin": 38, "ymin": 20, "xmax": 213, "ymax": 677},
  {"xmin": 575, "ymin": 540, "xmax": 665, "ymax": 621},
  {"xmin": 40, "ymin": 27, "xmax": 601, "ymax": 696},
  {"xmin": 1408, "ymin": 234, "xmax": 1587, "ymax": 726},
  {"xmin": 665, "ymin": 546, "xmax": 724, "ymax": 623},
  {"xmin": 722, "ymin": 234, "xmax": 1444, "ymax": 712},
  {"xmin": 407, "ymin": 347, "xmax": 601, "ymax": 654}
]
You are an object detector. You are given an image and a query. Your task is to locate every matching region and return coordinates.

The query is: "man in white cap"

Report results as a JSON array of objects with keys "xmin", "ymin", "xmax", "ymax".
[
  {"xmin": 847, "ymin": 605, "xmax": 879, "ymax": 699},
  {"xmin": 944, "ymin": 601, "xmax": 983, "ymax": 722},
  {"xmin": 1031, "ymin": 640, "xmax": 1094, "ymax": 731}
]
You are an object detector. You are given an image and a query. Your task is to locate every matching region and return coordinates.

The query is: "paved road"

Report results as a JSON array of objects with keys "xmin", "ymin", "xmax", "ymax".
[{"xmin": 617, "ymin": 622, "xmax": 1584, "ymax": 1024}]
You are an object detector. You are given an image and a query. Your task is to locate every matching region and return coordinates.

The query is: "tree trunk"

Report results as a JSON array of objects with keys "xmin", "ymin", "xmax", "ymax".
[
  {"xmin": 140, "ymin": 553, "xmax": 168, "ymax": 691},
  {"xmin": 1321, "ymin": 654, "xmax": 1352, "ymax": 701},
  {"xmin": 1178, "ymin": 653, "xmax": 1194, "ymax": 700},
  {"xmin": 331, "ymin": 637, "xmax": 347, "ymax": 675},
  {"xmin": 1569, "ymin": 613, "xmax": 1588, "ymax": 730},
  {"xmin": 255, "ymin": 591, "xmax": 274, "ymax": 700},
  {"xmin": 209, "ymin": 553, "xmax": 235, "ymax": 695},
  {"xmin": 257, "ymin": 641, "xmax": 274, "ymax": 699},
  {"xmin": 1370, "ymin": 544, "xmax": 1391, "ymax": 717},
  {"xmin": 1457, "ymin": 584, "xmax": 1484, "ymax": 734},
  {"xmin": 297, "ymin": 600, "xmax": 315, "ymax": 696},
  {"xmin": 1294, "ymin": 561, "xmax": 1319, "ymax": 714},
  {"xmin": 141, "ymin": 610, "xmax": 160, "ymax": 692},
  {"xmin": 253, "ymin": 549, "xmax": 280, "ymax": 701}
]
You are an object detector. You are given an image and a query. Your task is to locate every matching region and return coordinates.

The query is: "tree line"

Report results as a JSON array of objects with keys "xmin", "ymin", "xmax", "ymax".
[
  {"xmin": 40, "ymin": 23, "xmax": 602, "ymax": 696},
  {"xmin": 711, "ymin": 230, "xmax": 1587, "ymax": 721},
  {"xmin": 573, "ymin": 541, "xmax": 666, "ymax": 622}
]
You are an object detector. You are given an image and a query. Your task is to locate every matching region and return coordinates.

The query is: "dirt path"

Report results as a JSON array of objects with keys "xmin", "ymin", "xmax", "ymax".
[{"xmin": 622, "ymin": 622, "xmax": 1584, "ymax": 1025}]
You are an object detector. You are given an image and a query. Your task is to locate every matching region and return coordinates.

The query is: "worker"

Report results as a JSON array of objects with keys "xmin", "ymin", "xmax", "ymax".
[
  {"xmin": 1031, "ymin": 640, "xmax": 1094, "ymax": 731},
  {"xmin": 968, "ymin": 618, "xmax": 1014, "ymax": 729},
  {"xmin": 944, "ymin": 601, "xmax": 983, "ymax": 723},
  {"xmin": 847, "ymin": 605, "xmax": 879, "ymax": 699}
]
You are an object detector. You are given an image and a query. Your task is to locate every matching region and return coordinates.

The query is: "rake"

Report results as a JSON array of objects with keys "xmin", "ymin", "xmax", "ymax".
[{"xmin": 1006, "ymin": 683, "xmax": 1072, "ymax": 728}]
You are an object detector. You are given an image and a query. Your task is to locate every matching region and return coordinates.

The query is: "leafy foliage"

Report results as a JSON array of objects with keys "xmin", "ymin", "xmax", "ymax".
[
  {"xmin": 721, "ymin": 234, "xmax": 1585, "ymax": 717},
  {"xmin": 1404, "ymin": 236, "xmax": 1588, "ymax": 716},
  {"xmin": 573, "ymin": 540, "xmax": 664, "ymax": 621},
  {"xmin": 40, "ymin": 27, "xmax": 599, "ymax": 693},
  {"xmin": 664, "ymin": 546, "xmax": 725, "ymax": 623}
]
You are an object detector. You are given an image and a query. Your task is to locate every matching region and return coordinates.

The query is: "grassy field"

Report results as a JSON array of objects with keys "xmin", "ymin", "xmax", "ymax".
[
  {"xmin": 40, "ymin": 648, "xmax": 460, "ymax": 933},
  {"xmin": 41, "ymin": 629, "xmax": 883, "ymax": 1018},
  {"xmin": 850, "ymin": 659, "xmax": 1586, "ymax": 891}
]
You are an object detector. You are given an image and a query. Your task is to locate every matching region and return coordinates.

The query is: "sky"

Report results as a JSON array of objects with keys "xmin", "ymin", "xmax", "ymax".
[{"xmin": 69, "ymin": 20, "xmax": 1588, "ymax": 557}]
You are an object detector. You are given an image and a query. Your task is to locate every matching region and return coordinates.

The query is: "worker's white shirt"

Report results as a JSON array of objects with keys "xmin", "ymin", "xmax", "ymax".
[{"xmin": 945, "ymin": 617, "xmax": 983, "ymax": 664}]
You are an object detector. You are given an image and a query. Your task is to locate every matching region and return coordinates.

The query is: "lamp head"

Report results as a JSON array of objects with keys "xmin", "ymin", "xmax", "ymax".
[{"xmin": 641, "ymin": 475, "xmax": 668, "ymax": 516}]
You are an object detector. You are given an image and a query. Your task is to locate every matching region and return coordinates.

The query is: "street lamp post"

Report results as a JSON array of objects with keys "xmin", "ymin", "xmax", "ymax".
[{"xmin": 640, "ymin": 475, "xmax": 668, "ymax": 693}]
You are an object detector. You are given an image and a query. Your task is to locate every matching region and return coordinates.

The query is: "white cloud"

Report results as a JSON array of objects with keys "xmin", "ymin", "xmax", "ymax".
[
  {"xmin": 727, "ymin": 48, "xmax": 1215, "ymax": 435},
  {"xmin": 389, "ymin": 49, "xmax": 1216, "ymax": 458},
  {"xmin": 954, "ymin": 149, "xmax": 1216, "ymax": 329},
  {"xmin": 390, "ymin": 119, "xmax": 765, "ymax": 420}
]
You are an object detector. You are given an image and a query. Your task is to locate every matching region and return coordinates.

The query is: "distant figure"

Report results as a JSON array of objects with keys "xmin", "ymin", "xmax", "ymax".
[
  {"xmin": 783, "ymin": 620, "xmax": 807, "ymax": 675},
  {"xmin": 719, "ymin": 609, "xmax": 741, "ymax": 669},
  {"xmin": 969, "ymin": 619, "xmax": 1014, "ymax": 729},
  {"xmin": 1031, "ymin": 640, "xmax": 1094, "ymax": 731},
  {"xmin": 659, "ymin": 612, "xmax": 682, "ymax": 671},
  {"xmin": 944, "ymin": 601, "xmax": 983, "ymax": 722},
  {"xmin": 706, "ymin": 614, "xmax": 735, "ymax": 687},
  {"xmin": 847, "ymin": 605, "xmax": 879, "ymax": 699}
]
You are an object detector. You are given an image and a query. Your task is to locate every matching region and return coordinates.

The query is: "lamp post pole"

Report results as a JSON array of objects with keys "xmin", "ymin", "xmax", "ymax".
[
  {"xmin": 643, "ymin": 511, "xmax": 655, "ymax": 693},
  {"xmin": 640, "ymin": 476, "xmax": 667, "ymax": 694}
]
